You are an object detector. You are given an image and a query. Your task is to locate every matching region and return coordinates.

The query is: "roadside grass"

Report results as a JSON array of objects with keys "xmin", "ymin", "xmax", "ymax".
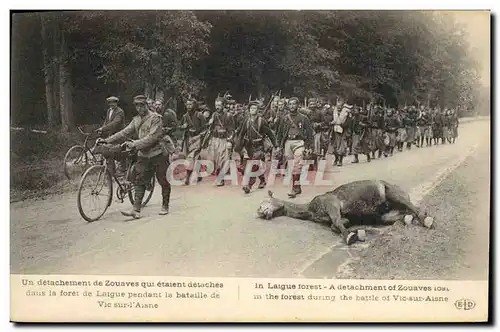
[
  {"xmin": 336, "ymin": 150, "xmax": 487, "ymax": 280},
  {"xmin": 10, "ymin": 128, "xmax": 88, "ymax": 202}
]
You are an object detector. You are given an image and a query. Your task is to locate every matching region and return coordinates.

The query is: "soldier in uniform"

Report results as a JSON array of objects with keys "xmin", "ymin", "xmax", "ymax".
[
  {"xmin": 404, "ymin": 106, "xmax": 418, "ymax": 150},
  {"xmin": 179, "ymin": 97, "xmax": 207, "ymax": 185},
  {"xmin": 370, "ymin": 105, "xmax": 386, "ymax": 159},
  {"xmin": 309, "ymin": 98, "xmax": 328, "ymax": 169},
  {"xmin": 450, "ymin": 109, "xmax": 459, "ymax": 144},
  {"xmin": 351, "ymin": 105, "xmax": 372, "ymax": 163},
  {"xmin": 395, "ymin": 107, "xmax": 407, "ymax": 152},
  {"xmin": 432, "ymin": 107, "xmax": 443, "ymax": 145},
  {"xmin": 276, "ymin": 97, "xmax": 313, "ymax": 198},
  {"xmin": 101, "ymin": 95, "xmax": 171, "ymax": 217},
  {"xmin": 329, "ymin": 97, "xmax": 350, "ymax": 167},
  {"xmin": 416, "ymin": 107, "xmax": 429, "ymax": 148},
  {"xmin": 154, "ymin": 99, "xmax": 178, "ymax": 159},
  {"xmin": 442, "ymin": 108, "xmax": 452, "ymax": 144},
  {"xmin": 205, "ymin": 97, "xmax": 236, "ymax": 186},
  {"xmin": 97, "ymin": 96, "xmax": 126, "ymax": 176},
  {"xmin": 385, "ymin": 108, "xmax": 400, "ymax": 157},
  {"xmin": 235, "ymin": 101, "xmax": 277, "ymax": 194}
]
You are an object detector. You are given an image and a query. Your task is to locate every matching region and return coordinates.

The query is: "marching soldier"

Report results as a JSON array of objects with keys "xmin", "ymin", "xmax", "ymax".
[
  {"xmin": 309, "ymin": 98, "xmax": 328, "ymax": 169},
  {"xmin": 180, "ymin": 97, "xmax": 207, "ymax": 185},
  {"xmin": 206, "ymin": 97, "xmax": 236, "ymax": 186},
  {"xmin": 101, "ymin": 95, "xmax": 171, "ymax": 217},
  {"xmin": 396, "ymin": 107, "xmax": 407, "ymax": 152},
  {"xmin": 351, "ymin": 106, "xmax": 372, "ymax": 163},
  {"xmin": 154, "ymin": 99, "xmax": 178, "ymax": 160},
  {"xmin": 329, "ymin": 97, "xmax": 350, "ymax": 167},
  {"xmin": 432, "ymin": 107, "xmax": 443, "ymax": 145},
  {"xmin": 385, "ymin": 108, "xmax": 400, "ymax": 157},
  {"xmin": 404, "ymin": 106, "xmax": 418, "ymax": 150},
  {"xmin": 277, "ymin": 97, "xmax": 313, "ymax": 198},
  {"xmin": 442, "ymin": 108, "xmax": 452, "ymax": 144},
  {"xmin": 450, "ymin": 109, "xmax": 459, "ymax": 144},
  {"xmin": 416, "ymin": 107, "xmax": 429, "ymax": 148},
  {"xmin": 235, "ymin": 101, "xmax": 277, "ymax": 194},
  {"xmin": 370, "ymin": 105, "xmax": 386, "ymax": 159}
]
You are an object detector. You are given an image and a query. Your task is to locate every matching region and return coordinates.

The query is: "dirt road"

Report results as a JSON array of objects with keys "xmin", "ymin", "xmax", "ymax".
[{"xmin": 10, "ymin": 120, "xmax": 490, "ymax": 279}]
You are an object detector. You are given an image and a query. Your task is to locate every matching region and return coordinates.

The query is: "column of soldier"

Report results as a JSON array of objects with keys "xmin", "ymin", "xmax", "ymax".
[
  {"xmin": 147, "ymin": 93, "xmax": 459, "ymax": 200},
  {"xmin": 97, "ymin": 93, "xmax": 460, "ymax": 219}
]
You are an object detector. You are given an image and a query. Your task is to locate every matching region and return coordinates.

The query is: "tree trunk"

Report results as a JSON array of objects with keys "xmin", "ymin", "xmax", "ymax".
[
  {"xmin": 40, "ymin": 14, "xmax": 58, "ymax": 129},
  {"xmin": 58, "ymin": 27, "xmax": 75, "ymax": 132},
  {"xmin": 51, "ymin": 15, "xmax": 61, "ymax": 126}
]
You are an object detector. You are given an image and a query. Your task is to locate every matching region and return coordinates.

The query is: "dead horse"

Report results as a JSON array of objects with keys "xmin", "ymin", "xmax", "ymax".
[{"xmin": 257, "ymin": 180, "xmax": 435, "ymax": 245}]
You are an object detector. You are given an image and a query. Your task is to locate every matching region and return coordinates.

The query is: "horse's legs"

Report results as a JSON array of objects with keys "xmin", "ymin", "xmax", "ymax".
[
  {"xmin": 383, "ymin": 183, "xmax": 434, "ymax": 228},
  {"xmin": 325, "ymin": 200, "xmax": 358, "ymax": 245}
]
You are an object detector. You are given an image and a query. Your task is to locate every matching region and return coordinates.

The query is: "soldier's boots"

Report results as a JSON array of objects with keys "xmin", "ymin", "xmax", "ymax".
[
  {"xmin": 337, "ymin": 156, "xmax": 343, "ymax": 167},
  {"xmin": 288, "ymin": 174, "xmax": 302, "ymax": 198},
  {"xmin": 159, "ymin": 206, "xmax": 169, "ymax": 215},
  {"xmin": 377, "ymin": 150, "xmax": 382, "ymax": 159},
  {"xmin": 122, "ymin": 185, "xmax": 145, "ymax": 219},
  {"xmin": 242, "ymin": 186, "xmax": 251, "ymax": 194},
  {"xmin": 352, "ymin": 154, "xmax": 359, "ymax": 164},
  {"xmin": 333, "ymin": 155, "xmax": 338, "ymax": 166},
  {"xmin": 366, "ymin": 154, "xmax": 371, "ymax": 162},
  {"xmin": 159, "ymin": 192, "xmax": 170, "ymax": 215}
]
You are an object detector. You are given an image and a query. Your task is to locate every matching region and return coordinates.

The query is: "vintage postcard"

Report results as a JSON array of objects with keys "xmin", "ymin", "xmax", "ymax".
[{"xmin": 9, "ymin": 8, "xmax": 491, "ymax": 323}]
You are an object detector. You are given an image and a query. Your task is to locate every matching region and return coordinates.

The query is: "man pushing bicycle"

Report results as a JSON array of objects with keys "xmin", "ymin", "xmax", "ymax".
[{"xmin": 98, "ymin": 95, "xmax": 171, "ymax": 219}]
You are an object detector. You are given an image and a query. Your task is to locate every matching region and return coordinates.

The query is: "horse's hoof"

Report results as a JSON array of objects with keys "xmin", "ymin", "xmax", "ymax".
[
  {"xmin": 346, "ymin": 232, "xmax": 358, "ymax": 245},
  {"xmin": 424, "ymin": 216, "xmax": 434, "ymax": 229},
  {"xmin": 357, "ymin": 229, "xmax": 366, "ymax": 242},
  {"xmin": 403, "ymin": 214, "xmax": 413, "ymax": 225}
]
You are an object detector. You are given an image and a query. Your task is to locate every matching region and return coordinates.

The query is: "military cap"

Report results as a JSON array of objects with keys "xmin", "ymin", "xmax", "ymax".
[
  {"xmin": 226, "ymin": 99, "xmax": 236, "ymax": 104},
  {"xmin": 186, "ymin": 97, "xmax": 197, "ymax": 103},
  {"xmin": 133, "ymin": 95, "xmax": 147, "ymax": 104},
  {"xmin": 288, "ymin": 97, "xmax": 299, "ymax": 103},
  {"xmin": 106, "ymin": 96, "xmax": 119, "ymax": 103},
  {"xmin": 249, "ymin": 100, "xmax": 260, "ymax": 107}
]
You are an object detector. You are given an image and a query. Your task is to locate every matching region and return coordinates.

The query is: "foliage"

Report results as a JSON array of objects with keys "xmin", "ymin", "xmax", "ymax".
[{"xmin": 13, "ymin": 10, "xmax": 484, "ymax": 130}]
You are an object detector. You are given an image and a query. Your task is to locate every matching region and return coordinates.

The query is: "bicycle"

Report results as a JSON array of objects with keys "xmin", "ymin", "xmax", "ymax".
[
  {"xmin": 63, "ymin": 126, "xmax": 101, "ymax": 182},
  {"xmin": 77, "ymin": 141, "xmax": 156, "ymax": 222}
]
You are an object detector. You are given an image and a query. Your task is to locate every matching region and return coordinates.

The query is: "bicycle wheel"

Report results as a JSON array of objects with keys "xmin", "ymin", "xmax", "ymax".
[
  {"xmin": 78, "ymin": 165, "xmax": 113, "ymax": 222},
  {"xmin": 64, "ymin": 145, "xmax": 90, "ymax": 181},
  {"xmin": 128, "ymin": 176, "xmax": 156, "ymax": 208}
]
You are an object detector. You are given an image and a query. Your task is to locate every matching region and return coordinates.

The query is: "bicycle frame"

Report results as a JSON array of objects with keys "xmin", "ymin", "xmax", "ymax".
[{"xmin": 78, "ymin": 127, "xmax": 101, "ymax": 164}]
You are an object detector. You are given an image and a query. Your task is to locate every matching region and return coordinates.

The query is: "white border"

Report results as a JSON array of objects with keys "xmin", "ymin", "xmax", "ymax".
[{"xmin": 2, "ymin": 1, "xmax": 496, "ymax": 330}]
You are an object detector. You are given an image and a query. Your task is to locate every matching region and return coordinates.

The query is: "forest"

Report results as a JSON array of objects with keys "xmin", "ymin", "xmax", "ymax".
[{"xmin": 11, "ymin": 10, "xmax": 488, "ymax": 132}]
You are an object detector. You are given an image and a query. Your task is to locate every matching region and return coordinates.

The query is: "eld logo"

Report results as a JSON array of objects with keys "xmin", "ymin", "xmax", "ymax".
[{"xmin": 454, "ymin": 298, "xmax": 476, "ymax": 311}]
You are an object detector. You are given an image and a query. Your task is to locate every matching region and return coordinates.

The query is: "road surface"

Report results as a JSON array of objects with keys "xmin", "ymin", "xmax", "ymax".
[{"xmin": 10, "ymin": 120, "xmax": 490, "ymax": 279}]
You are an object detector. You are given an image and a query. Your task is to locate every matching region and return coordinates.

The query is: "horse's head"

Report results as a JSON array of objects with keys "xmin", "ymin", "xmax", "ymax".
[{"xmin": 257, "ymin": 191, "xmax": 286, "ymax": 220}]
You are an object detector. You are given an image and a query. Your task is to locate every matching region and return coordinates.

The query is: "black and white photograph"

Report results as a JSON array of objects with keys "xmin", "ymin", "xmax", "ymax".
[{"xmin": 9, "ymin": 8, "xmax": 491, "ymax": 322}]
